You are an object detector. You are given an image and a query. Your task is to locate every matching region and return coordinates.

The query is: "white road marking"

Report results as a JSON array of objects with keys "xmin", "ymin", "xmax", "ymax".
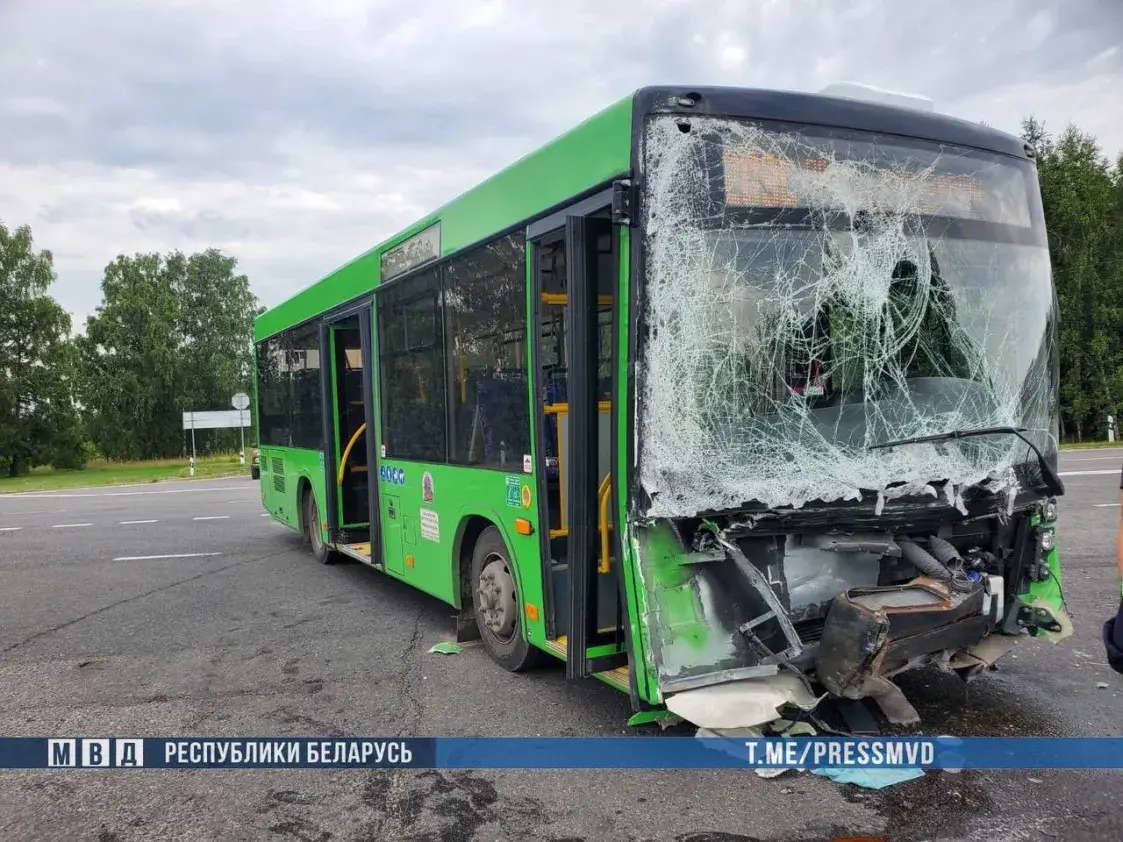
[
  {"xmin": 1058, "ymin": 469, "xmax": 1120, "ymax": 477},
  {"xmin": 52, "ymin": 523, "xmax": 92, "ymax": 528},
  {"xmin": 260, "ymin": 513, "xmax": 270, "ymax": 516},
  {"xmin": 112, "ymin": 552, "xmax": 223, "ymax": 561},
  {"xmin": 3, "ymin": 485, "xmax": 253, "ymax": 500},
  {"xmin": 120, "ymin": 519, "xmax": 158, "ymax": 524},
  {"xmin": 0, "ymin": 527, "xmax": 21, "ymax": 532},
  {"xmin": 1067, "ymin": 456, "xmax": 1123, "ymax": 462},
  {"xmin": 193, "ymin": 515, "xmax": 230, "ymax": 521},
  {"xmin": 1094, "ymin": 503, "xmax": 1121, "ymax": 508}
]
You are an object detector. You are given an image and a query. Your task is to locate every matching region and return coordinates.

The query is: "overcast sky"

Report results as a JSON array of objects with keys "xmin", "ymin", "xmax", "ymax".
[{"xmin": 2, "ymin": 0, "xmax": 1121, "ymax": 331}]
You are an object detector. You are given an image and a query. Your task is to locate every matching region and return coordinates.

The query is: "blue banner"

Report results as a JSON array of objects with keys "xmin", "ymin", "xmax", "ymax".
[{"xmin": 2, "ymin": 737, "xmax": 1123, "ymax": 770}]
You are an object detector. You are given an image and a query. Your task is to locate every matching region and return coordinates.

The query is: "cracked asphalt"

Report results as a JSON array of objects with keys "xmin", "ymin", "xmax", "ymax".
[{"xmin": 1, "ymin": 452, "xmax": 1121, "ymax": 842}]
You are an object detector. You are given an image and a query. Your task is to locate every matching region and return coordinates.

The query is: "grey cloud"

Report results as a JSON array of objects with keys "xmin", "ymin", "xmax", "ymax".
[
  {"xmin": 5, "ymin": 0, "xmax": 1118, "ymax": 178},
  {"xmin": 1, "ymin": 0, "xmax": 1121, "ymax": 326}
]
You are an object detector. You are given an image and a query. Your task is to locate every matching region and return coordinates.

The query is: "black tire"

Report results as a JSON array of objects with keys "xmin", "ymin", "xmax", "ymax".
[
  {"xmin": 303, "ymin": 486, "xmax": 335, "ymax": 565},
  {"xmin": 470, "ymin": 526, "xmax": 543, "ymax": 671}
]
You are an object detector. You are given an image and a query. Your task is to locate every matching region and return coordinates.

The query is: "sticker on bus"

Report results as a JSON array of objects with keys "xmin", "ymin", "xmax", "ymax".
[
  {"xmin": 422, "ymin": 472, "xmax": 434, "ymax": 504},
  {"xmin": 505, "ymin": 477, "xmax": 521, "ymax": 508},
  {"xmin": 380, "ymin": 466, "xmax": 405, "ymax": 485},
  {"xmin": 420, "ymin": 509, "xmax": 439, "ymax": 543}
]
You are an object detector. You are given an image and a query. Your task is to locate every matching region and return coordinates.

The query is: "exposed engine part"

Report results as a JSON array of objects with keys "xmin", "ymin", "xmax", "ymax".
[
  {"xmin": 897, "ymin": 538, "xmax": 953, "ymax": 580},
  {"xmin": 897, "ymin": 538, "xmax": 977, "ymax": 593},
  {"xmin": 927, "ymin": 535, "xmax": 962, "ymax": 566},
  {"xmin": 805, "ymin": 532, "xmax": 901, "ymax": 556},
  {"xmin": 963, "ymin": 547, "xmax": 1000, "ymax": 574}
]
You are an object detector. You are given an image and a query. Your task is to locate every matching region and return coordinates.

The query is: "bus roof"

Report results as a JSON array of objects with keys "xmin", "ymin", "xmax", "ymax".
[{"xmin": 254, "ymin": 84, "xmax": 1033, "ymax": 341}]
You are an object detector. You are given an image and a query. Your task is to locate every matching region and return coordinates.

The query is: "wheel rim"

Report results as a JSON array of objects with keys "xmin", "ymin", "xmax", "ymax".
[
  {"xmin": 309, "ymin": 498, "xmax": 322, "ymax": 553},
  {"xmin": 477, "ymin": 553, "xmax": 517, "ymax": 643}
]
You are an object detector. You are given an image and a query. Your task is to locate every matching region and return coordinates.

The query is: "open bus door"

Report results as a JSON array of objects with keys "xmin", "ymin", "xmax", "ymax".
[
  {"xmin": 531, "ymin": 203, "xmax": 630, "ymax": 685},
  {"xmin": 318, "ymin": 306, "xmax": 379, "ymax": 563}
]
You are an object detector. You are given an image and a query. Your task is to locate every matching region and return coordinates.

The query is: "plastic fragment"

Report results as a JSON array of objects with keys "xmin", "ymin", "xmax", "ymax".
[
  {"xmin": 1095, "ymin": 681, "xmax": 1109, "ymax": 688},
  {"xmin": 427, "ymin": 642, "xmax": 462, "ymax": 655},
  {"xmin": 773, "ymin": 719, "xmax": 818, "ymax": 737},
  {"xmin": 754, "ymin": 766, "xmax": 792, "ymax": 779},
  {"xmin": 811, "ymin": 767, "xmax": 925, "ymax": 789}
]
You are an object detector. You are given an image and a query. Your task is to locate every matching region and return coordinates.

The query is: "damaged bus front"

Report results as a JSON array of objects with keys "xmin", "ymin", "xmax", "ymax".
[{"xmin": 627, "ymin": 91, "xmax": 1070, "ymax": 730}]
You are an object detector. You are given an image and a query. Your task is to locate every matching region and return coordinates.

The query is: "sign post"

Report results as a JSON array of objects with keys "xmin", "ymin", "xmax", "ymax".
[
  {"xmin": 182, "ymin": 409, "xmax": 252, "ymax": 475},
  {"xmin": 232, "ymin": 393, "xmax": 250, "ymax": 463}
]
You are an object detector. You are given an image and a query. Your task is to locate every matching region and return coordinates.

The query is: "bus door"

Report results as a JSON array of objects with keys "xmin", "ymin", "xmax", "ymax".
[
  {"xmin": 531, "ymin": 202, "xmax": 628, "ymax": 681},
  {"xmin": 321, "ymin": 306, "xmax": 378, "ymax": 558}
]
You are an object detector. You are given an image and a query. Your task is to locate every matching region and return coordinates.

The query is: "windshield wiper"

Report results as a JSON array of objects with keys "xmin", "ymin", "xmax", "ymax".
[{"xmin": 867, "ymin": 425, "xmax": 1065, "ymax": 497}]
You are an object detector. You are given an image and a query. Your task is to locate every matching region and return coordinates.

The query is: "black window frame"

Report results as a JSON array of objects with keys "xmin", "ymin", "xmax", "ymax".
[
  {"xmin": 376, "ymin": 266, "xmax": 449, "ymax": 464},
  {"xmin": 255, "ymin": 320, "xmax": 325, "ymax": 450},
  {"xmin": 444, "ymin": 230, "xmax": 531, "ymax": 471},
  {"xmin": 374, "ymin": 229, "xmax": 533, "ymax": 472}
]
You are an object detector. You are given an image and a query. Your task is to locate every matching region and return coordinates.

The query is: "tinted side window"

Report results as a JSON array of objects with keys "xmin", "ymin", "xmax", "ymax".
[
  {"xmin": 286, "ymin": 324, "xmax": 324, "ymax": 449},
  {"xmin": 445, "ymin": 232, "xmax": 529, "ymax": 469},
  {"xmin": 378, "ymin": 268, "xmax": 447, "ymax": 462},
  {"xmin": 256, "ymin": 337, "xmax": 289, "ymax": 446},
  {"xmin": 255, "ymin": 324, "xmax": 323, "ymax": 449}
]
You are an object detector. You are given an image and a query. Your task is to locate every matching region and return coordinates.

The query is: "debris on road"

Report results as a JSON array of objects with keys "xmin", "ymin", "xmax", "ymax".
[
  {"xmin": 1095, "ymin": 681, "xmax": 1110, "ymax": 689},
  {"xmin": 427, "ymin": 642, "xmax": 462, "ymax": 655},
  {"xmin": 810, "ymin": 766, "xmax": 925, "ymax": 789}
]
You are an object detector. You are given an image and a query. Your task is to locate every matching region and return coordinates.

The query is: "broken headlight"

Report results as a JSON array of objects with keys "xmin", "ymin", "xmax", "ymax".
[
  {"xmin": 1039, "ymin": 529, "xmax": 1055, "ymax": 553},
  {"xmin": 1041, "ymin": 498, "xmax": 1058, "ymax": 522}
]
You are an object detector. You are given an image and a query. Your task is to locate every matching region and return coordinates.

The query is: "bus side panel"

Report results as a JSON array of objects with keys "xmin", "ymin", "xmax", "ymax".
[
  {"xmin": 372, "ymin": 460, "xmax": 546, "ymax": 639},
  {"xmin": 613, "ymin": 226, "xmax": 659, "ymax": 706},
  {"xmin": 259, "ymin": 445, "xmax": 327, "ymax": 538}
]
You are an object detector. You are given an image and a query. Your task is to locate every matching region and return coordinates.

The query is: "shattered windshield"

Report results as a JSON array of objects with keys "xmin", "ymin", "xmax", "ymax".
[{"xmin": 638, "ymin": 117, "xmax": 1058, "ymax": 515}]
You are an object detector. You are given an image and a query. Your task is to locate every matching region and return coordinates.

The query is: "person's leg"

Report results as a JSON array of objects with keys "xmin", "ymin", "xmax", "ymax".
[{"xmin": 1112, "ymin": 597, "xmax": 1123, "ymax": 650}]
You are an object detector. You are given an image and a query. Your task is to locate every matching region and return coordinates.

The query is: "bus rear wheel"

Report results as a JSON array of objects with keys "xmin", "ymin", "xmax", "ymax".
[
  {"xmin": 470, "ymin": 526, "xmax": 542, "ymax": 671},
  {"xmin": 302, "ymin": 487, "xmax": 335, "ymax": 565}
]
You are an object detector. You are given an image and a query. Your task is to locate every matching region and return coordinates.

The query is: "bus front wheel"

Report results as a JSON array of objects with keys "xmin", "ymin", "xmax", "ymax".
[
  {"xmin": 302, "ymin": 487, "xmax": 335, "ymax": 565},
  {"xmin": 470, "ymin": 526, "xmax": 542, "ymax": 671}
]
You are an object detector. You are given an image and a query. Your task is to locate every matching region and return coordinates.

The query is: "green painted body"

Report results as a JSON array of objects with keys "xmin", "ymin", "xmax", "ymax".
[
  {"xmin": 254, "ymin": 85, "xmax": 1068, "ymax": 718},
  {"xmin": 1027, "ymin": 510, "xmax": 1064, "ymax": 611},
  {"xmin": 255, "ymin": 89, "xmax": 661, "ymax": 704}
]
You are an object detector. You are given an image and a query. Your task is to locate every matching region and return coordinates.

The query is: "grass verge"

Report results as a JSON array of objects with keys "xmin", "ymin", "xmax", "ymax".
[
  {"xmin": 1059, "ymin": 440, "xmax": 1123, "ymax": 451},
  {"xmin": 0, "ymin": 454, "xmax": 252, "ymax": 493}
]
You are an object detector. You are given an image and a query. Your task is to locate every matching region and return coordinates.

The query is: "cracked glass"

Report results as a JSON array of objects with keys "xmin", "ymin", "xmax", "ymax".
[{"xmin": 636, "ymin": 116, "xmax": 1058, "ymax": 517}]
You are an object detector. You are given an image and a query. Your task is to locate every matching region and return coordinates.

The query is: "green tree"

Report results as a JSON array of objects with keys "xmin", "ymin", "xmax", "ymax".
[
  {"xmin": 0, "ymin": 222, "xmax": 85, "ymax": 476},
  {"xmin": 1023, "ymin": 117, "xmax": 1123, "ymax": 441},
  {"xmin": 79, "ymin": 249, "xmax": 260, "ymax": 460},
  {"xmin": 179, "ymin": 249, "xmax": 259, "ymax": 416}
]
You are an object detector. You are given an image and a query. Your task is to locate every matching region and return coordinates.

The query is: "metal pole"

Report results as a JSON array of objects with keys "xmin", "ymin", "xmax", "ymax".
[
  {"xmin": 239, "ymin": 409, "xmax": 246, "ymax": 463},
  {"xmin": 190, "ymin": 416, "xmax": 197, "ymax": 477}
]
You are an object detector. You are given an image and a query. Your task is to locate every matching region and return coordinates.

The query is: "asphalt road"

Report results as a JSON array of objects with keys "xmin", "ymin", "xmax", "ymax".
[{"xmin": 0, "ymin": 452, "xmax": 1121, "ymax": 842}]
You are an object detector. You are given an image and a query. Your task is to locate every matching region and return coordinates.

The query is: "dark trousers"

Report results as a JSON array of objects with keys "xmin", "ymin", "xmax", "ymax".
[{"xmin": 1105, "ymin": 599, "xmax": 1123, "ymax": 674}]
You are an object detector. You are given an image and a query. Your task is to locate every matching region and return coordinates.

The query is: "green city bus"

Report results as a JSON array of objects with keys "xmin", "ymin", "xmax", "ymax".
[{"xmin": 253, "ymin": 84, "xmax": 1070, "ymax": 732}]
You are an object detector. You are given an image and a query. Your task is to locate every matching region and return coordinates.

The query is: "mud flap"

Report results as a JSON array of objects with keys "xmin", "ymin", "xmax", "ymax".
[{"xmin": 455, "ymin": 608, "xmax": 482, "ymax": 643}]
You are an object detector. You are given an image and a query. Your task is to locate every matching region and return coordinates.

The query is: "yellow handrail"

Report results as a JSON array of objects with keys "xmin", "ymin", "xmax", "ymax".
[
  {"xmin": 337, "ymin": 422, "xmax": 367, "ymax": 485},
  {"xmin": 597, "ymin": 474, "xmax": 612, "ymax": 574}
]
